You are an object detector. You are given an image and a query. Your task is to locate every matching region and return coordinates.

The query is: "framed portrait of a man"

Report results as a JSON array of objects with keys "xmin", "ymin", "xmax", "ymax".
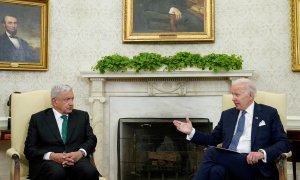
[
  {"xmin": 123, "ymin": 0, "xmax": 214, "ymax": 43},
  {"xmin": 0, "ymin": 0, "xmax": 49, "ymax": 71}
]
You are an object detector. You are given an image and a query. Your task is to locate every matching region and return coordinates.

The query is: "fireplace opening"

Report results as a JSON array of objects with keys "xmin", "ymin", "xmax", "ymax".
[{"xmin": 118, "ymin": 118, "xmax": 212, "ymax": 180}]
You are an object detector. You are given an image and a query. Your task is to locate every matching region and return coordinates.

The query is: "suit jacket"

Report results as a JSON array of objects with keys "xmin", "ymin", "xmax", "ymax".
[
  {"xmin": 24, "ymin": 108, "xmax": 97, "ymax": 178},
  {"xmin": 191, "ymin": 102, "xmax": 291, "ymax": 177},
  {"xmin": 0, "ymin": 33, "xmax": 38, "ymax": 62}
]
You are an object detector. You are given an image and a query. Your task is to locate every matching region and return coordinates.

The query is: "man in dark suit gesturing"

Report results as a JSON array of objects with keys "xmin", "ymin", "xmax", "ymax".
[
  {"xmin": 173, "ymin": 78, "xmax": 291, "ymax": 179},
  {"xmin": 24, "ymin": 84, "xmax": 99, "ymax": 180}
]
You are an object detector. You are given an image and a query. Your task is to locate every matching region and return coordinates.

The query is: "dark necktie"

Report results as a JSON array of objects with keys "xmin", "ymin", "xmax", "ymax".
[
  {"xmin": 61, "ymin": 115, "xmax": 68, "ymax": 144},
  {"xmin": 228, "ymin": 111, "xmax": 246, "ymax": 151}
]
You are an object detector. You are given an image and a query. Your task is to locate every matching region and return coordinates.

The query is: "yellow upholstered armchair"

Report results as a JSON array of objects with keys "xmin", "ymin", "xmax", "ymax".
[
  {"xmin": 222, "ymin": 91, "xmax": 292, "ymax": 180},
  {"xmin": 6, "ymin": 90, "xmax": 106, "ymax": 180}
]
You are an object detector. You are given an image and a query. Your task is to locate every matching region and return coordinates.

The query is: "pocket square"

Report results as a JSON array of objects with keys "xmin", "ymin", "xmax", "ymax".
[{"xmin": 259, "ymin": 120, "xmax": 266, "ymax": 127}]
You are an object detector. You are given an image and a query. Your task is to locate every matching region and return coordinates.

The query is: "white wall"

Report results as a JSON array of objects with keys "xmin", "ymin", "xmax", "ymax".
[{"xmin": 0, "ymin": 0, "xmax": 299, "ymax": 117}]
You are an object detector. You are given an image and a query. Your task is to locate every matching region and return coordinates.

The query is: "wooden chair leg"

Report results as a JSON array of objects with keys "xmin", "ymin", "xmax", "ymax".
[
  {"xmin": 12, "ymin": 154, "xmax": 20, "ymax": 180},
  {"xmin": 278, "ymin": 158, "xmax": 285, "ymax": 180}
]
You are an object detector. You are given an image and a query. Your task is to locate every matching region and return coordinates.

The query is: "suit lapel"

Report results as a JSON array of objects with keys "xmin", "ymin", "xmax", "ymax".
[
  {"xmin": 251, "ymin": 102, "xmax": 262, "ymax": 147},
  {"xmin": 66, "ymin": 112, "xmax": 78, "ymax": 143},
  {"xmin": 4, "ymin": 34, "xmax": 17, "ymax": 49},
  {"xmin": 45, "ymin": 110, "xmax": 63, "ymax": 142},
  {"xmin": 224, "ymin": 109, "xmax": 240, "ymax": 147},
  {"xmin": 229, "ymin": 109, "xmax": 240, "ymax": 134}
]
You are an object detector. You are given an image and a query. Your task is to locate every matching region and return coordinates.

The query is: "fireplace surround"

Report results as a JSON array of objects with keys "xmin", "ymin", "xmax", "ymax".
[
  {"xmin": 80, "ymin": 70, "xmax": 253, "ymax": 179},
  {"xmin": 118, "ymin": 118, "xmax": 212, "ymax": 180}
]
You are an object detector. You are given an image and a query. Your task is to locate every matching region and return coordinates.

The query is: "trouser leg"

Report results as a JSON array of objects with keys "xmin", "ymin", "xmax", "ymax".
[
  {"xmin": 66, "ymin": 157, "xmax": 99, "ymax": 180},
  {"xmin": 34, "ymin": 161, "xmax": 66, "ymax": 180},
  {"xmin": 193, "ymin": 146, "xmax": 257, "ymax": 180}
]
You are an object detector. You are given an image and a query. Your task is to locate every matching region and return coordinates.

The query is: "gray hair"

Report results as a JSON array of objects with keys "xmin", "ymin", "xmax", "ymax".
[
  {"xmin": 232, "ymin": 78, "xmax": 257, "ymax": 94},
  {"xmin": 51, "ymin": 84, "xmax": 73, "ymax": 98}
]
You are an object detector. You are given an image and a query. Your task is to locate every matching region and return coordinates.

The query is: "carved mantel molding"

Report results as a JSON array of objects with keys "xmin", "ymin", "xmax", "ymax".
[
  {"xmin": 80, "ymin": 70, "xmax": 254, "ymax": 178},
  {"xmin": 81, "ymin": 70, "xmax": 254, "ymax": 79}
]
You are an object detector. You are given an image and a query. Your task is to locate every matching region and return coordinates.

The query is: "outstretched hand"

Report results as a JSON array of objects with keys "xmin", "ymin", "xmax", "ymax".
[{"xmin": 173, "ymin": 117, "xmax": 193, "ymax": 135}]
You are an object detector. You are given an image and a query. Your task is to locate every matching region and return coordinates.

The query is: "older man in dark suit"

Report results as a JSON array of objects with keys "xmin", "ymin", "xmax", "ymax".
[
  {"xmin": 0, "ymin": 14, "xmax": 38, "ymax": 62},
  {"xmin": 24, "ymin": 84, "xmax": 99, "ymax": 180},
  {"xmin": 173, "ymin": 78, "xmax": 291, "ymax": 179}
]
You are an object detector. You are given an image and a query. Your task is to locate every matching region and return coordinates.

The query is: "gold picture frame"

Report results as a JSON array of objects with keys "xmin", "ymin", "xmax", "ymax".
[
  {"xmin": 291, "ymin": 0, "xmax": 300, "ymax": 71},
  {"xmin": 0, "ymin": 0, "xmax": 49, "ymax": 71},
  {"xmin": 123, "ymin": 0, "xmax": 214, "ymax": 43}
]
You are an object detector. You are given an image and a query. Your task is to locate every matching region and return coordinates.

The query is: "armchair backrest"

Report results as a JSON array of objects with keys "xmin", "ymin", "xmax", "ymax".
[
  {"xmin": 222, "ymin": 91, "xmax": 287, "ymax": 131},
  {"xmin": 10, "ymin": 90, "xmax": 51, "ymax": 178}
]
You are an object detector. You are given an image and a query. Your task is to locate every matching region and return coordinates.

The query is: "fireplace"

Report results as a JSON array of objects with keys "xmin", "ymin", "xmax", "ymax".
[
  {"xmin": 118, "ymin": 118, "xmax": 212, "ymax": 180},
  {"xmin": 80, "ymin": 70, "xmax": 253, "ymax": 179}
]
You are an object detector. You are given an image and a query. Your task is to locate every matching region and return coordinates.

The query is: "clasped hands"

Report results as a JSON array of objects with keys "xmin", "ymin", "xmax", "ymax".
[{"xmin": 50, "ymin": 151, "xmax": 83, "ymax": 167}]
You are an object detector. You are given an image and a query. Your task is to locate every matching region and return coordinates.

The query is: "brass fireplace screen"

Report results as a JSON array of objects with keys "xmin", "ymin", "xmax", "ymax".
[{"xmin": 118, "ymin": 118, "xmax": 212, "ymax": 180}]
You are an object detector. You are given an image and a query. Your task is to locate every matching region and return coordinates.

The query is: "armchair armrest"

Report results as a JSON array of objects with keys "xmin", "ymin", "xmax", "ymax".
[
  {"xmin": 6, "ymin": 147, "xmax": 20, "ymax": 158},
  {"xmin": 278, "ymin": 151, "xmax": 292, "ymax": 167},
  {"xmin": 6, "ymin": 148, "xmax": 21, "ymax": 180},
  {"xmin": 279, "ymin": 151, "xmax": 292, "ymax": 159}
]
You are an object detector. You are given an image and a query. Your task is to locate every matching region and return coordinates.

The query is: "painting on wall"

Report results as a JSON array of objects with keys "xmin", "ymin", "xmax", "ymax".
[
  {"xmin": 291, "ymin": 0, "xmax": 300, "ymax": 71},
  {"xmin": 0, "ymin": 0, "xmax": 49, "ymax": 71},
  {"xmin": 123, "ymin": 0, "xmax": 214, "ymax": 43}
]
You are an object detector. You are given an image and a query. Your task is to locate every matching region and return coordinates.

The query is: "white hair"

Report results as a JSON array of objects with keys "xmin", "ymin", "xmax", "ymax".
[
  {"xmin": 51, "ymin": 84, "xmax": 73, "ymax": 98},
  {"xmin": 232, "ymin": 78, "xmax": 257, "ymax": 95}
]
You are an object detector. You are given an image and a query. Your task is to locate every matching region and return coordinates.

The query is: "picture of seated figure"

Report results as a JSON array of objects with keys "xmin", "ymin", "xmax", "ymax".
[{"xmin": 133, "ymin": 0, "xmax": 204, "ymax": 33}]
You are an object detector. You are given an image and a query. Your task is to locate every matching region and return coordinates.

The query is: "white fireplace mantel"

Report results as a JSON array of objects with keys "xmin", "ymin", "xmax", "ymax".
[
  {"xmin": 81, "ymin": 70, "xmax": 254, "ymax": 79},
  {"xmin": 80, "ymin": 70, "xmax": 254, "ymax": 179}
]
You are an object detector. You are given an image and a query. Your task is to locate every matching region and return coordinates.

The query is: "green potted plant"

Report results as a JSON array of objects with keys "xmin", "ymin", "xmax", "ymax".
[{"xmin": 92, "ymin": 52, "xmax": 243, "ymax": 73}]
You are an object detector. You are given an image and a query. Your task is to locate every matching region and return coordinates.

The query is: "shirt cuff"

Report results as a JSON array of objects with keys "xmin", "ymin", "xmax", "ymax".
[
  {"xmin": 186, "ymin": 128, "xmax": 195, "ymax": 141},
  {"xmin": 79, "ymin": 148, "xmax": 87, "ymax": 157},
  {"xmin": 43, "ymin": 152, "xmax": 52, "ymax": 160},
  {"xmin": 258, "ymin": 149, "xmax": 267, "ymax": 163},
  {"xmin": 169, "ymin": 7, "xmax": 175, "ymax": 14}
]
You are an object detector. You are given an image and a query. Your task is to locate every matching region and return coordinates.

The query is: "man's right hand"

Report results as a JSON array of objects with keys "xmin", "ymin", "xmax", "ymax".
[
  {"xmin": 169, "ymin": 7, "xmax": 182, "ymax": 20},
  {"xmin": 172, "ymin": 8, "xmax": 182, "ymax": 20},
  {"xmin": 50, "ymin": 152, "xmax": 66, "ymax": 164},
  {"xmin": 49, "ymin": 152, "xmax": 75, "ymax": 167},
  {"xmin": 173, "ymin": 117, "xmax": 193, "ymax": 135}
]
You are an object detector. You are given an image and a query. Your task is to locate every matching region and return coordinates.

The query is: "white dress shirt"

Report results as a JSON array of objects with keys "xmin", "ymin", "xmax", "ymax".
[
  {"xmin": 235, "ymin": 102, "xmax": 254, "ymax": 153},
  {"xmin": 6, "ymin": 32, "xmax": 20, "ymax": 49}
]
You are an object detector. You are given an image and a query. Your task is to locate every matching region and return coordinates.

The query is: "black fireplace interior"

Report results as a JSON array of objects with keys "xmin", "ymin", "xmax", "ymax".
[{"xmin": 118, "ymin": 118, "xmax": 212, "ymax": 180}]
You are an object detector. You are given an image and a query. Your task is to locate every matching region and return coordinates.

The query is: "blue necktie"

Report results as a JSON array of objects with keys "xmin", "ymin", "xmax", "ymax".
[
  {"xmin": 61, "ymin": 115, "xmax": 68, "ymax": 144},
  {"xmin": 228, "ymin": 111, "xmax": 246, "ymax": 151}
]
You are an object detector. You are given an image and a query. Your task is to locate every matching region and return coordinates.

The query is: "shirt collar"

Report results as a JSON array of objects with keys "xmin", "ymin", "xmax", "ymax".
[
  {"xmin": 6, "ymin": 31, "xmax": 14, "ymax": 38},
  {"xmin": 52, "ymin": 108, "xmax": 68, "ymax": 120},
  {"xmin": 244, "ymin": 101, "xmax": 254, "ymax": 115}
]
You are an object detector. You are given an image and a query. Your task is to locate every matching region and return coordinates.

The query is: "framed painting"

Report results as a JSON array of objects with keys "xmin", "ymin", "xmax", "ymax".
[
  {"xmin": 291, "ymin": 0, "xmax": 300, "ymax": 71},
  {"xmin": 0, "ymin": 0, "xmax": 49, "ymax": 71},
  {"xmin": 123, "ymin": 0, "xmax": 214, "ymax": 43}
]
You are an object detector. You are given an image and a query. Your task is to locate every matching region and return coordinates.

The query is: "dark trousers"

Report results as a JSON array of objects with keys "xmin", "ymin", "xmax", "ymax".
[
  {"xmin": 193, "ymin": 146, "xmax": 257, "ymax": 180},
  {"xmin": 32, "ymin": 158, "xmax": 99, "ymax": 180}
]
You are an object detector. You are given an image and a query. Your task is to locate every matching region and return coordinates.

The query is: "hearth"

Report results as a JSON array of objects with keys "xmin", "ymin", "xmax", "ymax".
[{"xmin": 118, "ymin": 118, "xmax": 212, "ymax": 180}]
